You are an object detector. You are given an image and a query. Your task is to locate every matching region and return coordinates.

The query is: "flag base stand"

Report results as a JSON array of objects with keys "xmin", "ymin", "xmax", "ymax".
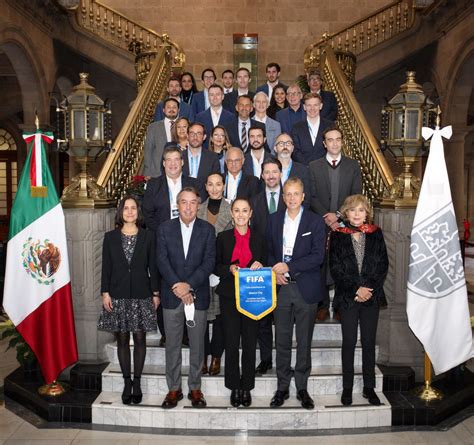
[
  {"xmin": 411, "ymin": 380, "xmax": 444, "ymax": 401},
  {"xmin": 38, "ymin": 381, "xmax": 68, "ymax": 397}
]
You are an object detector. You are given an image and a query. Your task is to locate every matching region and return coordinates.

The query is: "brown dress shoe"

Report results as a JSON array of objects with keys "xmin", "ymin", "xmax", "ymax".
[
  {"xmin": 201, "ymin": 357, "xmax": 209, "ymax": 375},
  {"xmin": 188, "ymin": 390, "xmax": 207, "ymax": 408},
  {"xmin": 316, "ymin": 308, "xmax": 329, "ymax": 321},
  {"xmin": 161, "ymin": 390, "xmax": 183, "ymax": 409},
  {"xmin": 208, "ymin": 357, "xmax": 221, "ymax": 376}
]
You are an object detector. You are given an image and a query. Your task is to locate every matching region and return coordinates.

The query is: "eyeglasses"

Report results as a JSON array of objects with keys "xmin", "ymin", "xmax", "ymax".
[
  {"xmin": 286, "ymin": 91, "xmax": 301, "ymax": 96},
  {"xmin": 226, "ymin": 159, "xmax": 243, "ymax": 164},
  {"xmin": 275, "ymin": 141, "xmax": 294, "ymax": 148},
  {"xmin": 189, "ymin": 131, "xmax": 204, "ymax": 137}
]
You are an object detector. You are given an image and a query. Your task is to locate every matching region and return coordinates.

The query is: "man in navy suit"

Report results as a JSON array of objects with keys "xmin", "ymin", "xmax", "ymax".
[
  {"xmin": 182, "ymin": 122, "xmax": 220, "ymax": 185},
  {"xmin": 307, "ymin": 69, "xmax": 338, "ymax": 122},
  {"xmin": 154, "ymin": 77, "xmax": 194, "ymax": 122},
  {"xmin": 192, "ymin": 68, "xmax": 217, "ymax": 116},
  {"xmin": 195, "ymin": 84, "xmax": 234, "ymax": 148},
  {"xmin": 242, "ymin": 126, "xmax": 273, "ymax": 178},
  {"xmin": 267, "ymin": 177, "xmax": 326, "ymax": 409},
  {"xmin": 224, "ymin": 147, "xmax": 261, "ymax": 201},
  {"xmin": 251, "ymin": 158, "xmax": 285, "ymax": 376},
  {"xmin": 223, "ymin": 67, "xmax": 255, "ymax": 113},
  {"xmin": 221, "ymin": 69, "xmax": 234, "ymax": 94},
  {"xmin": 225, "ymin": 95, "xmax": 266, "ymax": 153},
  {"xmin": 275, "ymin": 84, "xmax": 306, "ymax": 134},
  {"xmin": 157, "ymin": 187, "xmax": 216, "ymax": 409},
  {"xmin": 291, "ymin": 93, "xmax": 333, "ymax": 165},
  {"xmin": 256, "ymin": 62, "xmax": 288, "ymax": 98}
]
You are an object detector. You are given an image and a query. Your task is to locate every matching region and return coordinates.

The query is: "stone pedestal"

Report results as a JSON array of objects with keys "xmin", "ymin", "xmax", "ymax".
[
  {"xmin": 375, "ymin": 208, "xmax": 425, "ymax": 379},
  {"xmin": 65, "ymin": 208, "xmax": 115, "ymax": 361}
]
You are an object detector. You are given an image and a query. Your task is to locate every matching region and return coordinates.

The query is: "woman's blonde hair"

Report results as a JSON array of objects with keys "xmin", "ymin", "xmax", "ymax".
[{"xmin": 339, "ymin": 194, "xmax": 373, "ymax": 224}]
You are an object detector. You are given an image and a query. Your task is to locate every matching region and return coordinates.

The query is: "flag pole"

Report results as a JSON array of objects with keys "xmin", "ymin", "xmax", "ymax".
[{"xmin": 412, "ymin": 352, "xmax": 443, "ymax": 401}]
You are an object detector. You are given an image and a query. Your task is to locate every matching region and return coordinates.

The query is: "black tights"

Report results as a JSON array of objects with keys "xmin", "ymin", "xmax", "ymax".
[{"xmin": 116, "ymin": 331, "xmax": 147, "ymax": 379}]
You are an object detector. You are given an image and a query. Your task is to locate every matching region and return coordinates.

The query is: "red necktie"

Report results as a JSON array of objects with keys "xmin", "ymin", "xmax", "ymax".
[{"xmin": 332, "ymin": 160, "xmax": 337, "ymax": 168}]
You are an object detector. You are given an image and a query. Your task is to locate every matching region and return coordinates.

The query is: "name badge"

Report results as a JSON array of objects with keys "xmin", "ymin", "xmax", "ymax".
[
  {"xmin": 283, "ymin": 246, "xmax": 293, "ymax": 263},
  {"xmin": 171, "ymin": 204, "xmax": 179, "ymax": 219}
]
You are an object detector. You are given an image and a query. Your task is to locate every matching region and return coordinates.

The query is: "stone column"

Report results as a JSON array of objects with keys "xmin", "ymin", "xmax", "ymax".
[
  {"xmin": 65, "ymin": 208, "xmax": 115, "ymax": 361},
  {"xmin": 375, "ymin": 208, "xmax": 425, "ymax": 378}
]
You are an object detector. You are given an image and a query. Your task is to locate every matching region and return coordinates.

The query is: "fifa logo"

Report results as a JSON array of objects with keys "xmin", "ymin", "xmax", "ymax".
[{"xmin": 246, "ymin": 276, "xmax": 264, "ymax": 283}]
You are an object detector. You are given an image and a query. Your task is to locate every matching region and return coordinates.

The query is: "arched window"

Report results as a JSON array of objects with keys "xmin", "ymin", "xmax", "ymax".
[{"xmin": 0, "ymin": 128, "xmax": 18, "ymax": 222}]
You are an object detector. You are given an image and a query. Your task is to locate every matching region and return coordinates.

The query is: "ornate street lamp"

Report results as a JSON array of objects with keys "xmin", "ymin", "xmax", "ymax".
[
  {"xmin": 380, "ymin": 71, "xmax": 436, "ymax": 208},
  {"xmin": 56, "ymin": 73, "xmax": 115, "ymax": 208}
]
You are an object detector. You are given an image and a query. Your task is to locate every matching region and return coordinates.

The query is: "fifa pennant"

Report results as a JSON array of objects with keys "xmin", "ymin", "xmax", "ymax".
[{"xmin": 235, "ymin": 267, "xmax": 276, "ymax": 320}]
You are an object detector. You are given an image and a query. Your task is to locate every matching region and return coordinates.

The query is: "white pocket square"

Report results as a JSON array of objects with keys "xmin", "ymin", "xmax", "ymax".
[{"xmin": 302, "ymin": 232, "xmax": 311, "ymax": 237}]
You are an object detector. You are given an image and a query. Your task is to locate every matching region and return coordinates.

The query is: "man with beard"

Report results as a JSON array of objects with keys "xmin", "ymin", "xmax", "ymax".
[
  {"xmin": 143, "ymin": 98, "xmax": 179, "ymax": 178},
  {"xmin": 242, "ymin": 126, "xmax": 273, "ymax": 178},
  {"xmin": 256, "ymin": 62, "xmax": 287, "ymax": 98},
  {"xmin": 154, "ymin": 77, "xmax": 194, "ymax": 121},
  {"xmin": 273, "ymin": 133, "xmax": 310, "ymax": 208}
]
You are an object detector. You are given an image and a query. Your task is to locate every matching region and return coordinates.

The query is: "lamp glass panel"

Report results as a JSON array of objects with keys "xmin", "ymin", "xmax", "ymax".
[
  {"xmin": 73, "ymin": 110, "xmax": 85, "ymax": 139},
  {"xmin": 393, "ymin": 110, "xmax": 404, "ymax": 139},
  {"xmin": 89, "ymin": 111, "xmax": 103, "ymax": 141},
  {"xmin": 406, "ymin": 110, "xmax": 419, "ymax": 139}
]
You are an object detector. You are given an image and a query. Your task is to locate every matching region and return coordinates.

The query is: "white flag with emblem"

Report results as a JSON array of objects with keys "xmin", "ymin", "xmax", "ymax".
[{"xmin": 406, "ymin": 125, "xmax": 473, "ymax": 374}]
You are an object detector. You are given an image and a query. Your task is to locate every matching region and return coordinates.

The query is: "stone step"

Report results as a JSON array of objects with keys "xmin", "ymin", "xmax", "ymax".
[
  {"xmin": 92, "ymin": 391, "xmax": 392, "ymax": 430},
  {"xmin": 101, "ymin": 363, "xmax": 384, "ymax": 396},
  {"xmin": 106, "ymin": 339, "xmax": 374, "ymax": 368}
]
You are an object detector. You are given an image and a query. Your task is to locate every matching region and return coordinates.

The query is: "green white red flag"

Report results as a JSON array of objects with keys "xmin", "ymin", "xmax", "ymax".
[{"xmin": 3, "ymin": 130, "xmax": 78, "ymax": 383}]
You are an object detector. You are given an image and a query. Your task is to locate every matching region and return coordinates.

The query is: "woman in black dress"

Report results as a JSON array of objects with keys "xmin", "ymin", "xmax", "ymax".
[
  {"xmin": 180, "ymin": 72, "xmax": 198, "ymax": 104},
  {"xmin": 215, "ymin": 198, "xmax": 266, "ymax": 407},
  {"xmin": 329, "ymin": 194, "xmax": 388, "ymax": 406},
  {"xmin": 267, "ymin": 84, "xmax": 289, "ymax": 119},
  {"xmin": 98, "ymin": 195, "xmax": 159, "ymax": 405}
]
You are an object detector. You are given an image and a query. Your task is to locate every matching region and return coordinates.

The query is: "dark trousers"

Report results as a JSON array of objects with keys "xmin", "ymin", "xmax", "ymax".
[
  {"xmin": 257, "ymin": 313, "xmax": 273, "ymax": 363},
  {"xmin": 220, "ymin": 296, "xmax": 258, "ymax": 391},
  {"xmin": 274, "ymin": 283, "xmax": 318, "ymax": 391},
  {"xmin": 204, "ymin": 315, "xmax": 225, "ymax": 358},
  {"xmin": 340, "ymin": 303, "xmax": 380, "ymax": 389}
]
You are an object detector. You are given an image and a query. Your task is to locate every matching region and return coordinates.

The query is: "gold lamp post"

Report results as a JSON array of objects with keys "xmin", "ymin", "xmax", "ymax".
[
  {"xmin": 380, "ymin": 71, "xmax": 436, "ymax": 208},
  {"xmin": 57, "ymin": 73, "xmax": 115, "ymax": 208}
]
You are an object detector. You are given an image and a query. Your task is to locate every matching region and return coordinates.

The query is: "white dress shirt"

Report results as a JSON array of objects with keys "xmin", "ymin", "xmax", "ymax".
[
  {"xmin": 326, "ymin": 153, "xmax": 342, "ymax": 166},
  {"xmin": 238, "ymin": 118, "xmax": 251, "ymax": 145},
  {"xmin": 164, "ymin": 117, "xmax": 174, "ymax": 142},
  {"xmin": 266, "ymin": 186, "xmax": 281, "ymax": 208},
  {"xmin": 226, "ymin": 172, "xmax": 241, "ymax": 201},
  {"xmin": 251, "ymin": 150, "xmax": 265, "ymax": 178},
  {"xmin": 307, "ymin": 117, "xmax": 320, "ymax": 145},
  {"xmin": 211, "ymin": 106, "xmax": 223, "ymax": 127},
  {"xmin": 204, "ymin": 89, "xmax": 210, "ymax": 109},
  {"xmin": 167, "ymin": 174, "xmax": 182, "ymax": 219},
  {"xmin": 253, "ymin": 115, "xmax": 267, "ymax": 124},
  {"xmin": 283, "ymin": 207, "xmax": 303, "ymax": 264},
  {"xmin": 180, "ymin": 217, "xmax": 195, "ymax": 259}
]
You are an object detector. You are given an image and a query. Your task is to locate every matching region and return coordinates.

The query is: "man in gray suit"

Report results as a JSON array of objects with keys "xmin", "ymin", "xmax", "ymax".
[
  {"xmin": 309, "ymin": 126, "xmax": 362, "ymax": 320},
  {"xmin": 143, "ymin": 98, "xmax": 179, "ymax": 178}
]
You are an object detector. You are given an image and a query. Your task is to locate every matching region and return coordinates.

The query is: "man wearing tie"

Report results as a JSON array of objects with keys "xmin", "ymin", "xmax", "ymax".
[
  {"xmin": 226, "ymin": 95, "xmax": 265, "ymax": 153},
  {"xmin": 251, "ymin": 158, "xmax": 286, "ymax": 375},
  {"xmin": 157, "ymin": 187, "xmax": 216, "ymax": 409},
  {"xmin": 309, "ymin": 126, "xmax": 362, "ymax": 321},
  {"xmin": 143, "ymin": 98, "xmax": 179, "ymax": 178},
  {"xmin": 267, "ymin": 177, "xmax": 326, "ymax": 409},
  {"xmin": 221, "ymin": 69, "xmax": 234, "ymax": 94}
]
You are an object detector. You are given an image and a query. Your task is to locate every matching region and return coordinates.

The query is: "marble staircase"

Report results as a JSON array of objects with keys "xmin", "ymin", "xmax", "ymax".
[{"xmin": 92, "ymin": 319, "xmax": 392, "ymax": 431}]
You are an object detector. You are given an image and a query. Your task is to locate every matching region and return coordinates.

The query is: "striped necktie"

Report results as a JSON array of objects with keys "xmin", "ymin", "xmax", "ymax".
[{"xmin": 241, "ymin": 121, "xmax": 247, "ymax": 152}]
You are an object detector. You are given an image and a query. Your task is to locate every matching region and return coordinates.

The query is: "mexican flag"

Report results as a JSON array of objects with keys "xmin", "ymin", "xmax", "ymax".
[{"xmin": 3, "ymin": 130, "xmax": 78, "ymax": 384}]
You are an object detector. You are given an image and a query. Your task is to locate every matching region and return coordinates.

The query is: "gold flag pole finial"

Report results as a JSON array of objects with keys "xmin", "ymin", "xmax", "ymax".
[
  {"xmin": 435, "ymin": 105, "xmax": 441, "ymax": 128},
  {"xmin": 35, "ymin": 112, "xmax": 40, "ymax": 131}
]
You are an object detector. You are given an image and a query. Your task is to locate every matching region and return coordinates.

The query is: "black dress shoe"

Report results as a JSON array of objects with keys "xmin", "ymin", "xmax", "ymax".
[
  {"xmin": 363, "ymin": 387, "xmax": 381, "ymax": 406},
  {"xmin": 255, "ymin": 361, "xmax": 273, "ymax": 375},
  {"xmin": 131, "ymin": 378, "xmax": 143, "ymax": 404},
  {"xmin": 122, "ymin": 377, "xmax": 132, "ymax": 405},
  {"xmin": 230, "ymin": 389, "xmax": 241, "ymax": 407},
  {"xmin": 159, "ymin": 336, "xmax": 166, "ymax": 347},
  {"xmin": 270, "ymin": 390, "xmax": 289, "ymax": 407},
  {"xmin": 297, "ymin": 389, "xmax": 315, "ymax": 410},
  {"xmin": 341, "ymin": 388, "xmax": 352, "ymax": 406},
  {"xmin": 241, "ymin": 390, "xmax": 252, "ymax": 407}
]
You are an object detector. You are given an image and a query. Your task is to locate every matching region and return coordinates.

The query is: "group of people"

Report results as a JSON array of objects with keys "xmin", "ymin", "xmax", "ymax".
[{"xmin": 97, "ymin": 62, "xmax": 389, "ymax": 411}]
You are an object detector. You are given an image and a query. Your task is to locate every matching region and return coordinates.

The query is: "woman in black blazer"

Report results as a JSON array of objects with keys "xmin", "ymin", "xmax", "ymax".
[
  {"xmin": 98, "ymin": 195, "xmax": 160, "ymax": 405},
  {"xmin": 329, "ymin": 194, "xmax": 388, "ymax": 407},
  {"xmin": 215, "ymin": 198, "xmax": 266, "ymax": 407}
]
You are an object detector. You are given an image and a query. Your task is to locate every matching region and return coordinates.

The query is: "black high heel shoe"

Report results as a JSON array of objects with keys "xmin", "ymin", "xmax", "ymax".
[
  {"xmin": 122, "ymin": 377, "xmax": 132, "ymax": 405},
  {"xmin": 132, "ymin": 377, "xmax": 143, "ymax": 404}
]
